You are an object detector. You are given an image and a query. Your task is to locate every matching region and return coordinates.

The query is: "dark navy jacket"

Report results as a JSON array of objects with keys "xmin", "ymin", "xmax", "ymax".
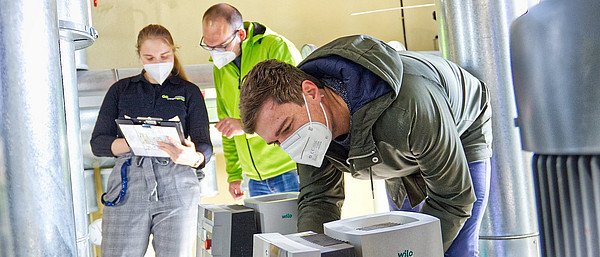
[{"xmin": 90, "ymin": 73, "xmax": 212, "ymax": 168}]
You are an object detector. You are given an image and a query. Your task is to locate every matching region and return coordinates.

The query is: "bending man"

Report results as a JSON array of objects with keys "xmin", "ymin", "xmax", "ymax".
[{"xmin": 239, "ymin": 35, "xmax": 492, "ymax": 257}]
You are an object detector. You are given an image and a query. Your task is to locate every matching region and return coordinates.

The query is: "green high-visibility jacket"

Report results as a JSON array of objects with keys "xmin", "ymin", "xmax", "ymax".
[{"xmin": 212, "ymin": 22, "xmax": 301, "ymax": 182}]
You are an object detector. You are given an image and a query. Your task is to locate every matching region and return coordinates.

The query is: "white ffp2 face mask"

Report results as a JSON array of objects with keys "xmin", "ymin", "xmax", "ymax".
[
  {"xmin": 143, "ymin": 62, "xmax": 173, "ymax": 85},
  {"xmin": 279, "ymin": 94, "xmax": 332, "ymax": 167},
  {"xmin": 210, "ymin": 50, "xmax": 237, "ymax": 69}
]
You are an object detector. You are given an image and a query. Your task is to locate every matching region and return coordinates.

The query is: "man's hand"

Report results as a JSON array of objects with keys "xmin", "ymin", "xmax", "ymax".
[
  {"xmin": 228, "ymin": 180, "xmax": 245, "ymax": 200},
  {"xmin": 215, "ymin": 117, "xmax": 245, "ymax": 139},
  {"xmin": 158, "ymin": 137, "xmax": 204, "ymax": 167}
]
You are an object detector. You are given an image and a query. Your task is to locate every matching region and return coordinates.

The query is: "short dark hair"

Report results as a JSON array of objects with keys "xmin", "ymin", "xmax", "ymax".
[
  {"xmin": 202, "ymin": 3, "xmax": 243, "ymax": 31},
  {"xmin": 240, "ymin": 59, "xmax": 321, "ymax": 133}
]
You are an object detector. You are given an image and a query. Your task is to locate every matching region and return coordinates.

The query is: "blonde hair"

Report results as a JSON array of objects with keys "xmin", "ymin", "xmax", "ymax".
[{"xmin": 136, "ymin": 24, "xmax": 189, "ymax": 81}]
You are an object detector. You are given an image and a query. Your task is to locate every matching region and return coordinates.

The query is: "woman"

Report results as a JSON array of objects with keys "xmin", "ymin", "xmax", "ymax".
[{"xmin": 90, "ymin": 24, "xmax": 212, "ymax": 257}]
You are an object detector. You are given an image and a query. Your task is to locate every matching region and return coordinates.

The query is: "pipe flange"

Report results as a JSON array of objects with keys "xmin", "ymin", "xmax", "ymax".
[{"xmin": 58, "ymin": 20, "xmax": 99, "ymax": 50}]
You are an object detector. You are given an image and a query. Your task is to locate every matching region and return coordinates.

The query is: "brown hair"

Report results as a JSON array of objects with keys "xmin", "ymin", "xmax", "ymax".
[
  {"xmin": 136, "ymin": 24, "xmax": 189, "ymax": 81},
  {"xmin": 202, "ymin": 3, "xmax": 243, "ymax": 30},
  {"xmin": 240, "ymin": 59, "xmax": 321, "ymax": 133}
]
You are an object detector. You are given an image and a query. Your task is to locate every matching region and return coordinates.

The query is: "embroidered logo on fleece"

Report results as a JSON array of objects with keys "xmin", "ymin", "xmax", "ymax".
[{"xmin": 162, "ymin": 95, "xmax": 185, "ymax": 101}]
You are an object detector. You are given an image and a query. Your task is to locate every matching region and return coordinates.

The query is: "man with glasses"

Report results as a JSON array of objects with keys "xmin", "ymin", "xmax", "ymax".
[{"xmin": 201, "ymin": 3, "xmax": 302, "ymax": 200}]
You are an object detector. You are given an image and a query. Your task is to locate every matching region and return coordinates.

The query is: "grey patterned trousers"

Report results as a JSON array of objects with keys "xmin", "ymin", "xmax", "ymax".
[{"xmin": 101, "ymin": 154, "xmax": 200, "ymax": 257}]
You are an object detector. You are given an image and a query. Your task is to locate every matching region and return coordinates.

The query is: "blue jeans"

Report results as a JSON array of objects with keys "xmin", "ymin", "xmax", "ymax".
[
  {"xmin": 248, "ymin": 170, "xmax": 300, "ymax": 197},
  {"xmin": 387, "ymin": 159, "xmax": 491, "ymax": 257}
]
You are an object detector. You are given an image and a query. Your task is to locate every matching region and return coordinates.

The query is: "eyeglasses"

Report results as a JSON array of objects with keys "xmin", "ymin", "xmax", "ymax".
[{"xmin": 199, "ymin": 30, "xmax": 239, "ymax": 52}]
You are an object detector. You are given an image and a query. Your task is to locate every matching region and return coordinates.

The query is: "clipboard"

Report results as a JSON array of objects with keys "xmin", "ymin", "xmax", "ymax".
[{"xmin": 115, "ymin": 116, "xmax": 185, "ymax": 157}]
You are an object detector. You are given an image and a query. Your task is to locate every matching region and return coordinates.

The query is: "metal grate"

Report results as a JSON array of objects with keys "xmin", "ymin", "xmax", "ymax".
[
  {"xmin": 357, "ymin": 222, "xmax": 402, "ymax": 231},
  {"xmin": 533, "ymin": 155, "xmax": 600, "ymax": 257}
]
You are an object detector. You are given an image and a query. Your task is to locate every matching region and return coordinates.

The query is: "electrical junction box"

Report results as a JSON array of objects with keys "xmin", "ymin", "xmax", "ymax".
[
  {"xmin": 244, "ymin": 192, "xmax": 299, "ymax": 234},
  {"xmin": 323, "ymin": 211, "xmax": 444, "ymax": 257},
  {"xmin": 197, "ymin": 204, "xmax": 258, "ymax": 257}
]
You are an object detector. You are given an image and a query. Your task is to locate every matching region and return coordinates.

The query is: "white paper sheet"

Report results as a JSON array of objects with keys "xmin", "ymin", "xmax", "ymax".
[{"xmin": 118, "ymin": 124, "xmax": 181, "ymax": 157}]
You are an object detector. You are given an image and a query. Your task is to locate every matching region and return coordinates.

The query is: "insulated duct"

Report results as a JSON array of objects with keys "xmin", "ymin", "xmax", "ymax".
[
  {"xmin": 0, "ymin": 0, "xmax": 77, "ymax": 256},
  {"xmin": 511, "ymin": 1, "xmax": 600, "ymax": 256},
  {"xmin": 57, "ymin": 0, "xmax": 98, "ymax": 256},
  {"xmin": 434, "ymin": 0, "xmax": 540, "ymax": 256}
]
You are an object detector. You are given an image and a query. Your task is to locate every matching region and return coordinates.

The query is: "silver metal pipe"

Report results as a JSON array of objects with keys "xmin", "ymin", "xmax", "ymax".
[
  {"xmin": 528, "ymin": 0, "xmax": 542, "ymax": 6},
  {"xmin": 75, "ymin": 49, "xmax": 89, "ymax": 70},
  {"xmin": 59, "ymin": 38, "xmax": 90, "ymax": 257},
  {"xmin": 434, "ymin": 0, "xmax": 540, "ymax": 256},
  {"xmin": 0, "ymin": 0, "xmax": 77, "ymax": 256},
  {"xmin": 57, "ymin": 0, "xmax": 97, "ymax": 256},
  {"xmin": 57, "ymin": 0, "xmax": 88, "ymax": 28}
]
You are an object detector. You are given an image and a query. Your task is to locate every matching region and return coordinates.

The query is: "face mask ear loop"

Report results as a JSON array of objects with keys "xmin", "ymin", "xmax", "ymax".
[
  {"xmin": 302, "ymin": 94, "xmax": 313, "ymax": 128},
  {"xmin": 319, "ymin": 102, "xmax": 329, "ymax": 129}
]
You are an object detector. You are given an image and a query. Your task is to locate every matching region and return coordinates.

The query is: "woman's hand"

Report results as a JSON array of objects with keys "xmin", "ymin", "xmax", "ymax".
[
  {"xmin": 158, "ymin": 137, "xmax": 204, "ymax": 168},
  {"xmin": 111, "ymin": 138, "xmax": 131, "ymax": 156}
]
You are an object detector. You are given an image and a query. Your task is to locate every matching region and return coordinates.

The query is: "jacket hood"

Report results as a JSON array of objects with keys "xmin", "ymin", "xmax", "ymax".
[
  {"xmin": 300, "ymin": 55, "xmax": 393, "ymax": 115},
  {"xmin": 298, "ymin": 35, "xmax": 403, "ymax": 97},
  {"xmin": 243, "ymin": 21, "xmax": 270, "ymax": 46},
  {"xmin": 297, "ymin": 35, "xmax": 405, "ymax": 171}
]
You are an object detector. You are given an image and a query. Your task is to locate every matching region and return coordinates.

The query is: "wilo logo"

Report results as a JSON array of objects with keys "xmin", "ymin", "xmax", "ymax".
[
  {"xmin": 281, "ymin": 213, "xmax": 293, "ymax": 219},
  {"xmin": 398, "ymin": 250, "xmax": 414, "ymax": 257}
]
